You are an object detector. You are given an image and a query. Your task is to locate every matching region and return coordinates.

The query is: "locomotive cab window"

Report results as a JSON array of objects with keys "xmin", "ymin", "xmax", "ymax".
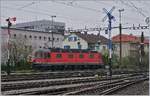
[
  {"xmin": 35, "ymin": 51, "xmax": 43, "ymax": 58},
  {"xmin": 89, "ymin": 54, "xmax": 94, "ymax": 58},
  {"xmin": 68, "ymin": 54, "xmax": 73, "ymax": 58},
  {"xmin": 79, "ymin": 54, "xmax": 84, "ymax": 58},
  {"xmin": 56, "ymin": 54, "xmax": 62, "ymax": 58}
]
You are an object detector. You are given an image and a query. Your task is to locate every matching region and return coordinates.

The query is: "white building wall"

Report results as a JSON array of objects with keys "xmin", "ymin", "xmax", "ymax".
[
  {"xmin": 1, "ymin": 28, "xmax": 64, "ymax": 64},
  {"xmin": 1, "ymin": 28, "xmax": 64, "ymax": 49},
  {"xmin": 63, "ymin": 34, "xmax": 88, "ymax": 49}
]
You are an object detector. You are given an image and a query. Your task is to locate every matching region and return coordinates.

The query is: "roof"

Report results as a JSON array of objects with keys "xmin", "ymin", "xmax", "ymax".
[
  {"xmin": 112, "ymin": 34, "xmax": 149, "ymax": 44},
  {"xmin": 73, "ymin": 32, "xmax": 108, "ymax": 44},
  {"xmin": 35, "ymin": 48, "xmax": 98, "ymax": 53},
  {"xmin": 12, "ymin": 19, "xmax": 65, "ymax": 27},
  {"xmin": 1, "ymin": 27, "xmax": 63, "ymax": 35}
]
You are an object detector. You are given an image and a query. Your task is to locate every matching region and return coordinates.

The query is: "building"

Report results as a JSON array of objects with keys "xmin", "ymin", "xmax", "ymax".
[
  {"xmin": 11, "ymin": 20, "xmax": 65, "ymax": 35},
  {"xmin": 1, "ymin": 27, "xmax": 64, "ymax": 64},
  {"xmin": 63, "ymin": 32, "xmax": 108, "ymax": 53},
  {"xmin": 112, "ymin": 34, "xmax": 149, "ymax": 57}
]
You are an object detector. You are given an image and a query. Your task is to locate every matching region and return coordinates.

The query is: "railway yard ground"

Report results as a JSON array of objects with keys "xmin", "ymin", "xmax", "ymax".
[
  {"xmin": 111, "ymin": 80, "xmax": 149, "ymax": 95},
  {"xmin": 1, "ymin": 70, "xmax": 149, "ymax": 95}
]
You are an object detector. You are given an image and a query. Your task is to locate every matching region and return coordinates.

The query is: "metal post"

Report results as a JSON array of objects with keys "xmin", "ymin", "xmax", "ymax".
[
  {"xmin": 108, "ymin": 16, "xmax": 112, "ymax": 77},
  {"xmin": 6, "ymin": 19, "xmax": 11, "ymax": 75},
  {"xmin": 140, "ymin": 32, "xmax": 144, "ymax": 71},
  {"xmin": 51, "ymin": 16, "xmax": 56, "ymax": 48},
  {"xmin": 119, "ymin": 9, "xmax": 124, "ymax": 69}
]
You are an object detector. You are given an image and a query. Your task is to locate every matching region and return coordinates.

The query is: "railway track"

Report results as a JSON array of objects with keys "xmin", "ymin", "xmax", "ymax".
[
  {"xmin": 1, "ymin": 70, "xmax": 106, "ymax": 82},
  {"xmin": 63, "ymin": 75, "xmax": 148, "ymax": 95},
  {"xmin": 1, "ymin": 70, "xmax": 146, "ymax": 82},
  {"xmin": 2, "ymin": 74, "xmax": 125, "ymax": 91},
  {"xmin": 2, "ymin": 73, "xmax": 148, "ymax": 95}
]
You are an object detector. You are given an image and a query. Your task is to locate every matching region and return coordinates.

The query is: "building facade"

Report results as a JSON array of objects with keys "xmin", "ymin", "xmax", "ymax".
[
  {"xmin": 63, "ymin": 32, "xmax": 108, "ymax": 53},
  {"xmin": 112, "ymin": 34, "xmax": 149, "ymax": 57},
  {"xmin": 1, "ymin": 27, "xmax": 64, "ymax": 64},
  {"xmin": 11, "ymin": 20, "xmax": 65, "ymax": 35}
]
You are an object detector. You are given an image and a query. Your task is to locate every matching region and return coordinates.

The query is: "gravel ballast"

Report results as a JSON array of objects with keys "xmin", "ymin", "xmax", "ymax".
[{"xmin": 112, "ymin": 80, "xmax": 149, "ymax": 95}]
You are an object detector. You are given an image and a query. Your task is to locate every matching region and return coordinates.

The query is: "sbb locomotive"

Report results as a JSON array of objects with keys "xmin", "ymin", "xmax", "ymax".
[{"xmin": 31, "ymin": 48, "xmax": 104, "ymax": 70}]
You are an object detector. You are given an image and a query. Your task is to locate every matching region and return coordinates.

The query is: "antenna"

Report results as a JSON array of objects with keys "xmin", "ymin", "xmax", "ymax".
[{"xmin": 102, "ymin": 6, "xmax": 115, "ymax": 77}]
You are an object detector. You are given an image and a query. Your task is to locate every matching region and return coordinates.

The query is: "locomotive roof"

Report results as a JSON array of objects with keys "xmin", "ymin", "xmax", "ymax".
[{"xmin": 36, "ymin": 48, "xmax": 98, "ymax": 53}]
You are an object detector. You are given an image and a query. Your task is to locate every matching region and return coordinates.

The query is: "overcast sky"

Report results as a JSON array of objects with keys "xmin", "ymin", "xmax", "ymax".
[{"xmin": 1, "ymin": 0, "xmax": 150, "ymax": 37}]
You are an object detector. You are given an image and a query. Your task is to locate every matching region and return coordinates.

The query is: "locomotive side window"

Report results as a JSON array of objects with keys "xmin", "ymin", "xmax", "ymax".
[
  {"xmin": 35, "ymin": 52, "xmax": 38, "ymax": 58},
  {"xmin": 56, "ymin": 54, "xmax": 62, "ymax": 58},
  {"xmin": 44, "ymin": 52, "xmax": 47, "ymax": 58},
  {"xmin": 40, "ymin": 52, "xmax": 43, "ymax": 58},
  {"xmin": 79, "ymin": 54, "xmax": 84, "ymax": 58},
  {"xmin": 89, "ymin": 54, "xmax": 94, "ymax": 58},
  {"xmin": 68, "ymin": 54, "xmax": 73, "ymax": 58},
  {"xmin": 47, "ymin": 53, "xmax": 50, "ymax": 58}
]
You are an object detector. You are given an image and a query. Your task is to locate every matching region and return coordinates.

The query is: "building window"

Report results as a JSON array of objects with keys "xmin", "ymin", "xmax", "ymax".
[
  {"xmin": 57, "ymin": 38, "xmax": 59, "ymax": 41},
  {"xmin": 77, "ymin": 42, "xmax": 82, "ymax": 49},
  {"xmin": 74, "ymin": 37, "xmax": 77, "ymax": 41},
  {"xmin": 64, "ymin": 45, "xmax": 70, "ymax": 49},
  {"xmin": 68, "ymin": 37, "xmax": 73, "ymax": 41},
  {"xmin": 48, "ymin": 37, "xmax": 51, "ymax": 41},
  {"xmin": 56, "ymin": 54, "xmax": 62, "ymax": 58},
  {"xmin": 79, "ymin": 54, "xmax": 84, "ymax": 58},
  {"xmin": 29, "ymin": 35, "xmax": 32, "ymax": 39},
  {"xmin": 34, "ymin": 36, "xmax": 37, "ymax": 39},
  {"xmin": 68, "ymin": 36, "xmax": 77, "ymax": 41},
  {"xmin": 44, "ymin": 37, "xmax": 47, "ymax": 41},
  {"xmin": 39, "ymin": 36, "xmax": 41, "ymax": 40},
  {"xmin": 14, "ymin": 34, "xmax": 16, "ymax": 38},
  {"xmin": 24, "ymin": 35, "xmax": 27, "ymax": 39}
]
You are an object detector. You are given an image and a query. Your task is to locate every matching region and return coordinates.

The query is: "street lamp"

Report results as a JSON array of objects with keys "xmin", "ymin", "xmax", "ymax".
[
  {"xmin": 51, "ymin": 15, "xmax": 56, "ymax": 48},
  {"xmin": 118, "ymin": 9, "xmax": 124, "ymax": 69}
]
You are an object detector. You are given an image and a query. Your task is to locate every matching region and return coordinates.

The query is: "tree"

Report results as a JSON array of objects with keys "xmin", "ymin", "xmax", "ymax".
[{"xmin": 1, "ymin": 33, "xmax": 33, "ymax": 71}]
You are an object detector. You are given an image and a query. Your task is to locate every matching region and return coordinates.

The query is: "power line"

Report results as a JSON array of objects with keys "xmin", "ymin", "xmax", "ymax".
[
  {"xmin": 19, "ymin": 2, "xmax": 35, "ymax": 9},
  {"xmin": 2, "ymin": 6, "xmax": 96, "ymax": 24},
  {"xmin": 51, "ymin": 1, "xmax": 101, "ymax": 12},
  {"xmin": 127, "ymin": 1, "xmax": 146, "ymax": 17},
  {"xmin": 93, "ymin": 0, "xmax": 144, "ymax": 24}
]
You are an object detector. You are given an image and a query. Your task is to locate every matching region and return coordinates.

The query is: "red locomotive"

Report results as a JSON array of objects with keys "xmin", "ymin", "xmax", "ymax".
[{"xmin": 31, "ymin": 48, "xmax": 104, "ymax": 70}]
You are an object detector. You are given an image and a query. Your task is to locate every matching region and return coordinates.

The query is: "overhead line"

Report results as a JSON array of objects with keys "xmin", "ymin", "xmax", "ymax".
[
  {"xmin": 2, "ymin": 6, "xmax": 95, "ymax": 24},
  {"xmin": 51, "ymin": 1, "xmax": 101, "ymax": 12}
]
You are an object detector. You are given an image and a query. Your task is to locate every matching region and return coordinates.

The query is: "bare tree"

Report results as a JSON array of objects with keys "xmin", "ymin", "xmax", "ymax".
[{"xmin": 1, "ymin": 33, "xmax": 33, "ymax": 71}]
